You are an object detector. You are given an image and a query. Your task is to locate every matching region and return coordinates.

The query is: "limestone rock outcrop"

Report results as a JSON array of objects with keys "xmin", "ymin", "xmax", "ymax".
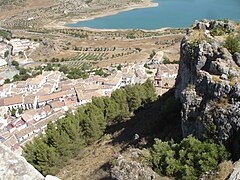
[
  {"xmin": 0, "ymin": 144, "xmax": 44, "ymax": 180},
  {"xmin": 175, "ymin": 20, "xmax": 240, "ymax": 157},
  {"xmin": 110, "ymin": 148, "xmax": 163, "ymax": 180},
  {"xmin": 229, "ymin": 160, "xmax": 240, "ymax": 180}
]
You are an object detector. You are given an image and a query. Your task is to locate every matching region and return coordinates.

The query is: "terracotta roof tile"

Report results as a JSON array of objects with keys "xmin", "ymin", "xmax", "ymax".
[
  {"xmin": 0, "ymin": 95, "xmax": 23, "ymax": 106},
  {"xmin": 38, "ymin": 90, "xmax": 76, "ymax": 103},
  {"xmin": 15, "ymin": 125, "xmax": 35, "ymax": 139},
  {"xmin": 33, "ymin": 110, "xmax": 65, "ymax": 130},
  {"xmin": 49, "ymin": 101, "xmax": 65, "ymax": 109},
  {"xmin": 24, "ymin": 95, "xmax": 35, "ymax": 104},
  {"xmin": 2, "ymin": 135, "xmax": 18, "ymax": 147}
]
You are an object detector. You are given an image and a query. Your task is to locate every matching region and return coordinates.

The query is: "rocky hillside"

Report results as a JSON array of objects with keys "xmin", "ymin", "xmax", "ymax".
[{"xmin": 175, "ymin": 20, "xmax": 240, "ymax": 158}]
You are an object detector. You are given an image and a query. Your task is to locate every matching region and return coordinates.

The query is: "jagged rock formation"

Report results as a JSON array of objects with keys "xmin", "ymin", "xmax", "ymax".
[
  {"xmin": 175, "ymin": 20, "xmax": 240, "ymax": 157},
  {"xmin": 0, "ymin": 144, "xmax": 44, "ymax": 180},
  {"xmin": 110, "ymin": 148, "xmax": 163, "ymax": 180}
]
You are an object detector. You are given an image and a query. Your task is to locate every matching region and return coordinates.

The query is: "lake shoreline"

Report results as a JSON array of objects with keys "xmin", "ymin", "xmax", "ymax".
[{"xmin": 44, "ymin": 0, "xmax": 159, "ymax": 30}]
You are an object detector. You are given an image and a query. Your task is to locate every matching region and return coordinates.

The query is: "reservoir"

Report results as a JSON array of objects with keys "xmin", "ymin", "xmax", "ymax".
[{"xmin": 67, "ymin": 0, "xmax": 240, "ymax": 29}]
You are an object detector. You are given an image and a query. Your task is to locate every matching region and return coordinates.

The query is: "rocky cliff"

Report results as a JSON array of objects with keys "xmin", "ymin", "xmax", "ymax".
[{"xmin": 175, "ymin": 20, "xmax": 240, "ymax": 158}]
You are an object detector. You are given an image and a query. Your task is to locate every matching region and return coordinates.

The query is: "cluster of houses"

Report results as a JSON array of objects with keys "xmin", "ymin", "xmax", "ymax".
[
  {"xmin": 0, "ymin": 42, "xmax": 179, "ymax": 153},
  {"xmin": 0, "ymin": 37, "xmax": 39, "ymax": 67},
  {"xmin": 0, "ymin": 37, "xmax": 39, "ymax": 85},
  {"xmin": 0, "ymin": 64, "xmax": 152, "ymax": 153},
  {"xmin": 7, "ymin": 38, "xmax": 39, "ymax": 55}
]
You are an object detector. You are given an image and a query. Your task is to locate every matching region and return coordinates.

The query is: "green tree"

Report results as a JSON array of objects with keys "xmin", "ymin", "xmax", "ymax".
[
  {"xmin": 4, "ymin": 78, "xmax": 11, "ymax": 84},
  {"xmin": 58, "ymin": 115, "xmax": 85, "ymax": 155},
  {"xmin": 44, "ymin": 64, "xmax": 54, "ymax": 71},
  {"xmin": 10, "ymin": 108, "xmax": 16, "ymax": 116},
  {"xmin": 59, "ymin": 65, "xmax": 68, "ymax": 74},
  {"xmin": 95, "ymin": 68, "xmax": 105, "ymax": 76},
  {"xmin": 142, "ymin": 79, "xmax": 157, "ymax": 104},
  {"xmin": 117, "ymin": 64, "xmax": 122, "ymax": 70},
  {"xmin": 80, "ymin": 104, "xmax": 106, "ymax": 143},
  {"xmin": 125, "ymin": 85, "xmax": 142, "ymax": 112},
  {"xmin": 104, "ymin": 98, "xmax": 120, "ymax": 121},
  {"xmin": 92, "ymin": 96, "xmax": 106, "ymax": 114},
  {"xmin": 4, "ymin": 50, "xmax": 9, "ymax": 58},
  {"xmin": 12, "ymin": 60, "xmax": 19, "ymax": 68},
  {"xmin": 45, "ymin": 122, "xmax": 74, "ymax": 163},
  {"xmin": 111, "ymin": 88, "xmax": 129, "ymax": 117},
  {"xmin": 19, "ymin": 68, "xmax": 27, "ymax": 75},
  {"xmin": 17, "ymin": 108, "xmax": 23, "ymax": 114},
  {"xmin": 23, "ymin": 137, "xmax": 60, "ymax": 175}
]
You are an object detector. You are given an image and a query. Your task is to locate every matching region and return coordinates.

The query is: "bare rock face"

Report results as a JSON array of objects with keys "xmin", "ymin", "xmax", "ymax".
[
  {"xmin": 110, "ymin": 148, "xmax": 162, "ymax": 180},
  {"xmin": 233, "ymin": 52, "xmax": 240, "ymax": 67},
  {"xmin": 175, "ymin": 20, "xmax": 240, "ymax": 157},
  {"xmin": 229, "ymin": 160, "xmax": 240, "ymax": 180},
  {"xmin": 0, "ymin": 144, "xmax": 44, "ymax": 180}
]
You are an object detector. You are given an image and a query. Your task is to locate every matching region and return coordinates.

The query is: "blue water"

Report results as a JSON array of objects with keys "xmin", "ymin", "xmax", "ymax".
[{"xmin": 67, "ymin": 0, "xmax": 240, "ymax": 29}]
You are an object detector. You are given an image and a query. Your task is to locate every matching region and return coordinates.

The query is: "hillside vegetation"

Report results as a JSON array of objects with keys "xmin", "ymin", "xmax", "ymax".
[
  {"xmin": 23, "ymin": 80, "xmax": 157, "ymax": 175},
  {"xmin": 151, "ymin": 136, "xmax": 229, "ymax": 180}
]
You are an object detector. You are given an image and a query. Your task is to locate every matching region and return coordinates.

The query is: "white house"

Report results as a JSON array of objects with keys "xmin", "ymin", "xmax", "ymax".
[{"xmin": 0, "ymin": 57, "xmax": 7, "ymax": 67}]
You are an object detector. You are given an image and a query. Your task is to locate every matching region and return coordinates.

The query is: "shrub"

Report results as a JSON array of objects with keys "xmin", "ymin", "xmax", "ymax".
[
  {"xmin": 224, "ymin": 35, "xmax": 240, "ymax": 54},
  {"xmin": 12, "ymin": 60, "xmax": 19, "ymax": 67},
  {"xmin": 149, "ymin": 50, "xmax": 156, "ymax": 59},
  {"xmin": 151, "ymin": 136, "xmax": 230, "ymax": 180}
]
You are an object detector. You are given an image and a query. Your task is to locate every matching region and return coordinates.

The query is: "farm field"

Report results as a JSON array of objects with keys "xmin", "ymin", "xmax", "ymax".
[{"xmin": 11, "ymin": 28, "xmax": 184, "ymax": 68}]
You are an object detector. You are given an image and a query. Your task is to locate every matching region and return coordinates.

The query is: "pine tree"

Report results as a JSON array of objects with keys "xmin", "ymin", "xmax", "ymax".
[
  {"xmin": 111, "ymin": 88, "xmax": 129, "ymax": 117},
  {"xmin": 125, "ymin": 85, "xmax": 142, "ymax": 112},
  {"xmin": 104, "ymin": 98, "xmax": 120, "ymax": 121},
  {"xmin": 80, "ymin": 104, "xmax": 106, "ymax": 142}
]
